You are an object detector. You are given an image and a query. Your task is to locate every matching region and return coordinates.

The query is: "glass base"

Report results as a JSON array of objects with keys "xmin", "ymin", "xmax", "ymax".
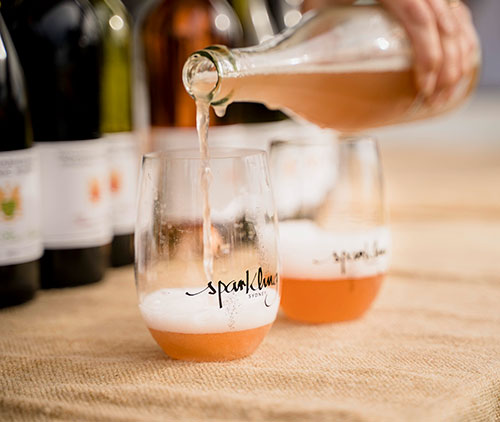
[
  {"xmin": 280, "ymin": 275, "xmax": 383, "ymax": 324},
  {"xmin": 148, "ymin": 323, "xmax": 272, "ymax": 361}
]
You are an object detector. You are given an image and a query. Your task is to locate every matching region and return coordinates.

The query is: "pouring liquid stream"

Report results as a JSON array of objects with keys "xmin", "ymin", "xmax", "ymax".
[{"xmin": 196, "ymin": 98, "xmax": 214, "ymax": 283}]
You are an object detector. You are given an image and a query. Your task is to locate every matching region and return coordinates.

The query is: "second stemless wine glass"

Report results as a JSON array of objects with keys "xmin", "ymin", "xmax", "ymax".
[
  {"xmin": 270, "ymin": 134, "xmax": 390, "ymax": 324},
  {"xmin": 135, "ymin": 149, "xmax": 280, "ymax": 361}
]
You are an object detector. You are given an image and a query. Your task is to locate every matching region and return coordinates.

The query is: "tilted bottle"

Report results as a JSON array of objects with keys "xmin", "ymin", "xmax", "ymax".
[
  {"xmin": 0, "ymin": 13, "xmax": 42, "ymax": 307},
  {"xmin": 92, "ymin": 0, "xmax": 137, "ymax": 267},
  {"xmin": 183, "ymin": 4, "xmax": 480, "ymax": 132},
  {"xmin": 5, "ymin": 0, "xmax": 112, "ymax": 288},
  {"xmin": 139, "ymin": 0, "xmax": 243, "ymax": 150}
]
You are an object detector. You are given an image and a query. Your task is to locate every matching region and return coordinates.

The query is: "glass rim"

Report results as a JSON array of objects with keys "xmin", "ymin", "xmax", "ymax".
[
  {"xmin": 269, "ymin": 134, "xmax": 377, "ymax": 150},
  {"xmin": 142, "ymin": 147, "xmax": 267, "ymax": 162},
  {"xmin": 270, "ymin": 138, "xmax": 335, "ymax": 149},
  {"xmin": 338, "ymin": 134, "xmax": 378, "ymax": 145}
]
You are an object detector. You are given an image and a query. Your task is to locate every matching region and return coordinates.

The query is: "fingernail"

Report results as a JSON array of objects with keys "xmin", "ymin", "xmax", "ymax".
[
  {"xmin": 418, "ymin": 73, "xmax": 437, "ymax": 97},
  {"xmin": 434, "ymin": 92, "xmax": 446, "ymax": 108}
]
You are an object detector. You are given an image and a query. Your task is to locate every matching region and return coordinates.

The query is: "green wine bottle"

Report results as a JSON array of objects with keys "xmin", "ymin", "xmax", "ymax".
[{"xmin": 92, "ymin": 0, "xmax": 137, "ymax": 267}]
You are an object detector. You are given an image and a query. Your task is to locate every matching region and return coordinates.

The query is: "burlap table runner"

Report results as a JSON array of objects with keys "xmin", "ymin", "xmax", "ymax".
[
  {"xmin": 1, "ymin": 142, "xmax": 500, "ymax": 421},
  {"xmin": 1, "ymin": 219, "xmax": 499, "ymax": 422}
]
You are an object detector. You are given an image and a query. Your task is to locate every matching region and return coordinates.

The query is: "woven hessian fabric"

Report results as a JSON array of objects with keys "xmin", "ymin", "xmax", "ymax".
[
  {"xmin": 1, "ymin": 143, "xmax": 500, "ymax": 421},
  {"xmin": 1, "ymin": 254, "xmax": 499, "ymax": 422}
]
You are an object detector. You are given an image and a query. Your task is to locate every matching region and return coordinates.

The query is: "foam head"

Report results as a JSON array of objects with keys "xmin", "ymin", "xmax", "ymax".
[
  {"xmin": 279, "ymin": 220, "xmax": 390, "ymax": 279},
  {"xmin": 140, "ymin": 287, "xmax": 280, "ymax": 334}
]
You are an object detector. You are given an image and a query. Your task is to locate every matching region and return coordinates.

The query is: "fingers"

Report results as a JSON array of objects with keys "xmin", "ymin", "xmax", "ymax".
[
  {"xmin": 426, "ymin": 0, "xmax": 456, "ymax": 35},
  {"xmin": 451, "ymin": 2, "xmax": 480, "ymax": 77},
  {"xmin": 306, "ymin": 0, "xmax": 479, "ymax": 102},
  {"xmin": 425, "ymin": 0, "xmax": 462, "ymax": 103},
  {"xmin": 380, "ymin": 0, "xmax": 478, "ymax": 101},
  {"xmin": 379, "ymin": 0, "xmax": 442, "ymax": 97},
  {"xmin": 433, "ymin": 1, "xmax": 479, "ymax": 102}
]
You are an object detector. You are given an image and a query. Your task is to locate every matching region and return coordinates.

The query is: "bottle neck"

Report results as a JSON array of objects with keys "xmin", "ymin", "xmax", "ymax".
[{"xmin": 183, "ymin": 45, "xmax": 238, "ymax": 107}]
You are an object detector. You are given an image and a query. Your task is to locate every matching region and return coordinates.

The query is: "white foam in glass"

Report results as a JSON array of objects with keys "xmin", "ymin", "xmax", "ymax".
[
  {"xmin": 140, "ymin": 287, "xmax": 280, "ymax": 334},
  {"xmin": 279, "ymin": 220, "xmax": 390, "ymax": 279}
]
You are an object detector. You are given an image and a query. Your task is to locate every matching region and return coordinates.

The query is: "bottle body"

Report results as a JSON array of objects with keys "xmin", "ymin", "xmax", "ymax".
[
  {"xmin": 6, "ymin": 0, "xmax": 112, "ymax": 288},
  {"xmin": 92, "ymin": 0, "xmax": 137, "ymax": 267},
  {"xmin": 0, "ymin": 14, "xmax": 42, "ymax": 307},
  {"xmin": 184, "ymin": 5, "xmax": 480, "ymax": 131},
  {"xmin": 140, "ymin": 0, "xmax": 243, "ymax": 150}
]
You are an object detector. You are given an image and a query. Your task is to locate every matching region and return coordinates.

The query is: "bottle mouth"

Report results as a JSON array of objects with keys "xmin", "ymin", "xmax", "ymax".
[{"xmin": 182, "ymin": 52, "xmax": 219, "ymax": 102}]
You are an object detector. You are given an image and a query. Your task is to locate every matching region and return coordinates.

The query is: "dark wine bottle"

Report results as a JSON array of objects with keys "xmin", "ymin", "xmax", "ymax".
[
  {"xmin": 228, "ymin": 0, "xmax": 287, "ymax": 124},
  {"xmin": 0, "ymin": 13, "xmax": 42, "ymax": 308},
  {"xmin": 5, "ymin": 0, "xmax": 112, "ymax": 288},
  {"xmin": 265, "ymin": 0, "xmax": 303, "ymax": 33},
  {"xmin": 224, "ymin": 0, "xmax": 288, "ymax": 152},
  {"xmin": 92, "ymin": 0, "xmax": 137, "ymax": 267}
]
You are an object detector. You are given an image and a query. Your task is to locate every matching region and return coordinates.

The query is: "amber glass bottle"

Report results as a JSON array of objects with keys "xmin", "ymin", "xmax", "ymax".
[{"xmin": 140, "ymin": 0, "xmax": 243, "ymax": 150}]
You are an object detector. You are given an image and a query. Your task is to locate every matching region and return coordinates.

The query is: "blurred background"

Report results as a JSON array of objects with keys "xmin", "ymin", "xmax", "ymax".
[
  {"xmin": 124, "ymin": 0, "xmax": 500, "ymax": 149},
  {"xmin": 123, "ymin": 0, "xmax": 500, "ymax": 283},
  {"xmin": 124, "ymin": 0, "xmax": 500, "ymax": 88},
  {"xmin": 1, "ymin": 0, "xmax": 498, "ymax": 306}
]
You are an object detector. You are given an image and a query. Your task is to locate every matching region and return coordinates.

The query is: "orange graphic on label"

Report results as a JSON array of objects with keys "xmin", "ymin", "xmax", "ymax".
[
  {"xmin": 110, "ymin": 169, "xmax": 122, "ymax": 194},
  {"xmin": 0, "ymin": 185, "xmax": 22, "ymax": 220},
  {"xmin": 89, "ymin": 178, "xmax": 101, "ymax": 203}
]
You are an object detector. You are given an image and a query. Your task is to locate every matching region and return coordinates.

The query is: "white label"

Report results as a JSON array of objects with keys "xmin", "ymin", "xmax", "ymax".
[
  {"xmin": 151, "ymin": 127, "xmax": 199, "ymax": 151},
  {"xmin": 0, "ymin": 149, "xmax": 43, "ymax": 265},
  {"xmin": 37, "ymin": 140, "xmax": 112, "ymax": 249},
  {"xmin": 151, "ymin": 125, "xmax": 256, "ymax": 151},
  {"xmin": 280, "ymin": 220, "xmax": 390, "ymax": 279},
  {"xmin": 107, "ymin": 132, "xmax": 139, "ymax": 235},
  {"xmin": 151, "ymin": 121, "xmax": 295, "ymax": 152}
]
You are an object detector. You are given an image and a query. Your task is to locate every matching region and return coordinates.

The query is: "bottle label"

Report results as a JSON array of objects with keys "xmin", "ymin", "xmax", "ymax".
[
  {"xmin": 151, "ymin": 127, "xmax": 199, "ymax": 151},
  {"xmin": 107, "ymin": 132, "xmax": 139, "ymax": 235},
  {"xmin": 36, "ymin": 140, "xmax": 112, "ymax": 249},
  {"xmin": 151, "ymin": 121, "xmax": 296, "ymax": 151},
  {"xmin": 151, "ymin": 126, "xmax": 248, "ymax": 150},
  {"xmin": 0, "ymin": 149, "xmax": 43, "ymax": 265}
]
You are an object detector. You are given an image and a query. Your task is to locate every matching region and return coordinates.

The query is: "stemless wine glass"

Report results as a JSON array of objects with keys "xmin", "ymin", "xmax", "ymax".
[
  {"xmin": 270, "ymin": 134, "xmax": 390, "ymax": 324},
  {"xmin": 135, "ymin": 148, "xmax": 280, "ymax": 361}
]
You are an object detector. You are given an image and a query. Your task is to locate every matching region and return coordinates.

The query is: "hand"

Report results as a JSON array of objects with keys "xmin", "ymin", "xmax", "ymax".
[{"xmin": 303, "ymin": 0, "xmax": 480, "ymax": 102}]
